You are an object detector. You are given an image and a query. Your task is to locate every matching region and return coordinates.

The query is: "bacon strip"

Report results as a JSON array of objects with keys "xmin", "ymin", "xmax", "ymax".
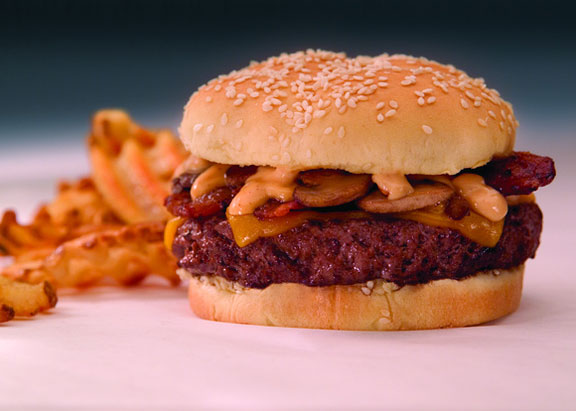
[
  {"xmin": 254, "ymin": 200, "xmax": 305, "ymax": 220},
  {"xmin": 476, "ymin": 152, "xmax": 556, "ymax": 196},
  {"xmin": 165, "ymin": 187, "xmax": 233, "ymax": 218}
]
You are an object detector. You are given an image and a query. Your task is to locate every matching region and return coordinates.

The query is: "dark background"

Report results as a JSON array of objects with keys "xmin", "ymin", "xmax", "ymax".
[{"xmin": 1, "ymin": 0, "xmax": 575, "ymax": 146}]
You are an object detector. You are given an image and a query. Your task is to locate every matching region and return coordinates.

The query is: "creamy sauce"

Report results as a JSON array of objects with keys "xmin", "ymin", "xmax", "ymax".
[
  {"xmin": 452, "ymin": 173, "xmax": 508, "ymax": 222},
  {"xmin": 174, "ymin": 154, "xmax": 212, "ymax": 178},
  {"xmin": 190, "ymin": 164, "xmax": 229, "ymax": 199},
  {"xmin": 227, "ymin": 167, "xmax": 299, "ymax": 215},
  {"xmin": 372, "ymin": 173, "xmax": 414, "ymax": 200}
]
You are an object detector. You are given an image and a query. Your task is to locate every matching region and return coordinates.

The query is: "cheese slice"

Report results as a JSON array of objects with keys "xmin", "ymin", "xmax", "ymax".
[
  {"xmin": 395, "ymin": 204, "xmax": 504, "ymax": 247},
  {"xmin": 227, "ymin": 205, "xmax": 504, "ymax": 248},
  {"xmin": 164, "ymin": 217, "xmax": 185, "ymax": 251},
  {"xmin": 227, "ymin": 211, "xmax": 370, "ymax": 247}
]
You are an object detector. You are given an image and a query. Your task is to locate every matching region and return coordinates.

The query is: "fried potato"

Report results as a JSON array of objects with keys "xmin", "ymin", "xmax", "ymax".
[
  {"xmin": 2, "ymin": 223, "xmax": 180, "ymax": 288},
  {"xmin": 0, "ymin": 178, "xmax": 120, "ymax": 259},
  {"xmin": 0, "ymin": 276, "xmax": 57, "ymax": 317},
  {"xmin": 2, "ymin": 110, "xmax": 184, "ymax": 300},
  {"xmin": 88, "ymin": 110, "xmax": 187, "ymax": 224}
]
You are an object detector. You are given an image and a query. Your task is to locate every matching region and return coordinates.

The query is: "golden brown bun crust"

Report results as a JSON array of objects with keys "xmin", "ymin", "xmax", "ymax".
[
  {"xmin": 186, "ymin": 265, "xmax": 524, "ymax": 330},
  {"xmin": 180, "ymin": 50, "xmax": 517, "ymax": 175}
]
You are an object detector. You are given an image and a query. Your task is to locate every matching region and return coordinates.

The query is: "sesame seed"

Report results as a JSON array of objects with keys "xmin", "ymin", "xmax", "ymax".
[
  {"xmin": 225, "ymin": 87, "xmax": 236, "ymax": 99},
  {"xmin": 422, "ymin": 125, "xmax": 433, "ymax": 134},
  {"xmin": 306, "ymin": 149, "xmax": 312, "ymax": 158},
  {"xmin": 220, "ymin": 113, "xmax": 228, "ymax": 126},
  {"xmin": 235, "ymin": 119, "xmax": 243, "ymax": 128},
  {"xmin": 389, "ymin": 100, "xmax": 398, "ymax": 109},
  {"xmin": 377, "ymin": 113, "xmax": 384, "ymax": 122},
  {"xmin": 196, "ymin": 51, "xmax": 507, "ymax": 136},
  {"xmin": 193, "ymin": 123, "xmax": 203, "ymax": 132},
  {"xmin": 361, "ymin": 287, "xmax": 372, "ymax": 296},
  {"xmin": 324, "ymin": 127, "xmax": 333, "ymax": 134},
  {"xmin": 338, "ymin": 126, "xmax": 346, "ymax": 138},
  {"xmin": 206, "ymin": 124, "xmax": 214, "ymax": 134},
  {"xmin": 478, "ymin": 118, "xmax": 488, "ymax": 127}
]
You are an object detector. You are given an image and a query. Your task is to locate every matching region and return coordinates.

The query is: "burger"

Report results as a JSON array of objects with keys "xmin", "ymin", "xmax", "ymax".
[{"xmin": 164, "ymin": 50, "xmax": 555, "ymax": 330}]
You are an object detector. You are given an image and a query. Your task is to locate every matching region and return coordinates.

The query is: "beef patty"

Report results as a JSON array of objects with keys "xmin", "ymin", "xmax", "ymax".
[{"xmin": 173, "ymin": 203, "xmax": 542, "ymax": 288}]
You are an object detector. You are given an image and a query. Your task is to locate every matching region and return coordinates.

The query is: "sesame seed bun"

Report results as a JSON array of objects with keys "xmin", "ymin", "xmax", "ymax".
[
  {"xmin": 180, "ymin": 50, "xmax": 517, "ymax": 175},
  {"xmin": 185, "ymin": 265, "xmax": 523, "ymax": 331}
]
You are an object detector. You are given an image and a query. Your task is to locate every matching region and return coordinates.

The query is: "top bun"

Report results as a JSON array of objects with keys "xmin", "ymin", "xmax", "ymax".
[{"xmin": 180, "ymin": 50, "xmax": 517, "ymax": 175}]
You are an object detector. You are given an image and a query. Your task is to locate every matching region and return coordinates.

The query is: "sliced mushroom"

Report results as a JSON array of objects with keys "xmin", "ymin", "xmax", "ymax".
[
  {"xmin": 357, "ymin": 184, "xmax": 454, "ymax": 214},
  {"xmin": 294, "ymin": 170, "xmax": 372, "ymax": 207}
]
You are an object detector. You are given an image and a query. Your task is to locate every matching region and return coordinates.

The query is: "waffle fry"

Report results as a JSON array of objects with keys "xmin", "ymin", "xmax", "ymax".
[
  {"xmin": 88, "ymin": 110, "xmax": 187, "ymax": 224},
  {"xmin": 0, "ymin": 276, "xmax": 57, "ymax": 318},
  {"xmin": 0, "ymin": 110, "xmax": 185, "ymax": 322},
  {"xmin": 2, "ymin": 222, "xmax": 179, "ymax": 288},
  {"xmin": 0, "ymin": 178, "xmax": 120, "ymax": 260}
]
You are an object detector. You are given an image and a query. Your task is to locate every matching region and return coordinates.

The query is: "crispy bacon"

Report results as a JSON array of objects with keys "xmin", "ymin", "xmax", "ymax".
[
  {"xmin": 171, "ymin": 172, "xmax": 198, "ymax": 194},
  {"xmin": 254, "ymin": 200, "xmax": 305, "ymax": 220},
  {"xmin": 225, "ymin": 165, "xmax": 257, "ymax": 189},
  {"xmin": 165, "ymin": 187, "xmax": 233, "ymax": 218},
  {"xmin": 476, "ymin": 152, "xmax": 555, "ymax": 196},
  {"xmin": 166, "ymin": 152, "xmax": 555, "ymax": 219}
]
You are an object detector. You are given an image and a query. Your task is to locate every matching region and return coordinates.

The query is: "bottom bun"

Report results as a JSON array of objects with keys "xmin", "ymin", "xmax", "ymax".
[{"xmin": 185, "ymin": 265, "xmax": 524, "ymax": 331}]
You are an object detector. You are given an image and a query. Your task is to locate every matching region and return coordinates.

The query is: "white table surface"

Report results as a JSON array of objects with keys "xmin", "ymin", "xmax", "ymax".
[{"xmin": 1, "ymin": 138, "xmax": 575, "ymax": 410}]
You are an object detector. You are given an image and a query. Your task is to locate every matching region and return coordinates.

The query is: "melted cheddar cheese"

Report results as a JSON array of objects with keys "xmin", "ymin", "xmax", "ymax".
[
  {"xmin": 395, "ymin": 204, "xmax": 504, "ymax": 247},
  {"xmin": 164, "ymin": 217, "xmax": 185, "ymax": 250},
  {"xmin": 227, "ymin": 211, "xmax": 370, "ymax": 247}
]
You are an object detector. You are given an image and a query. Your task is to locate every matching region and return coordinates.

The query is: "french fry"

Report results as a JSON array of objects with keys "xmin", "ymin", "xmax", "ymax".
[
  {"xmin": 2, "ymin": 222, "xmax": 180, "ymax": 288},
  {"xmin": 1, "ymin": 109, "xmax": 184, "ymax": 318},
  {"xmin": 88, "ymin": 110, "xmax": 187, "ymax": 224},
  {"xmin": 0, "ymin": 276, "xmax": 57, "ymax": 317},
  {"xmin": 0, "ymin": 178, "xmax": 120, "ymax": 259}
]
